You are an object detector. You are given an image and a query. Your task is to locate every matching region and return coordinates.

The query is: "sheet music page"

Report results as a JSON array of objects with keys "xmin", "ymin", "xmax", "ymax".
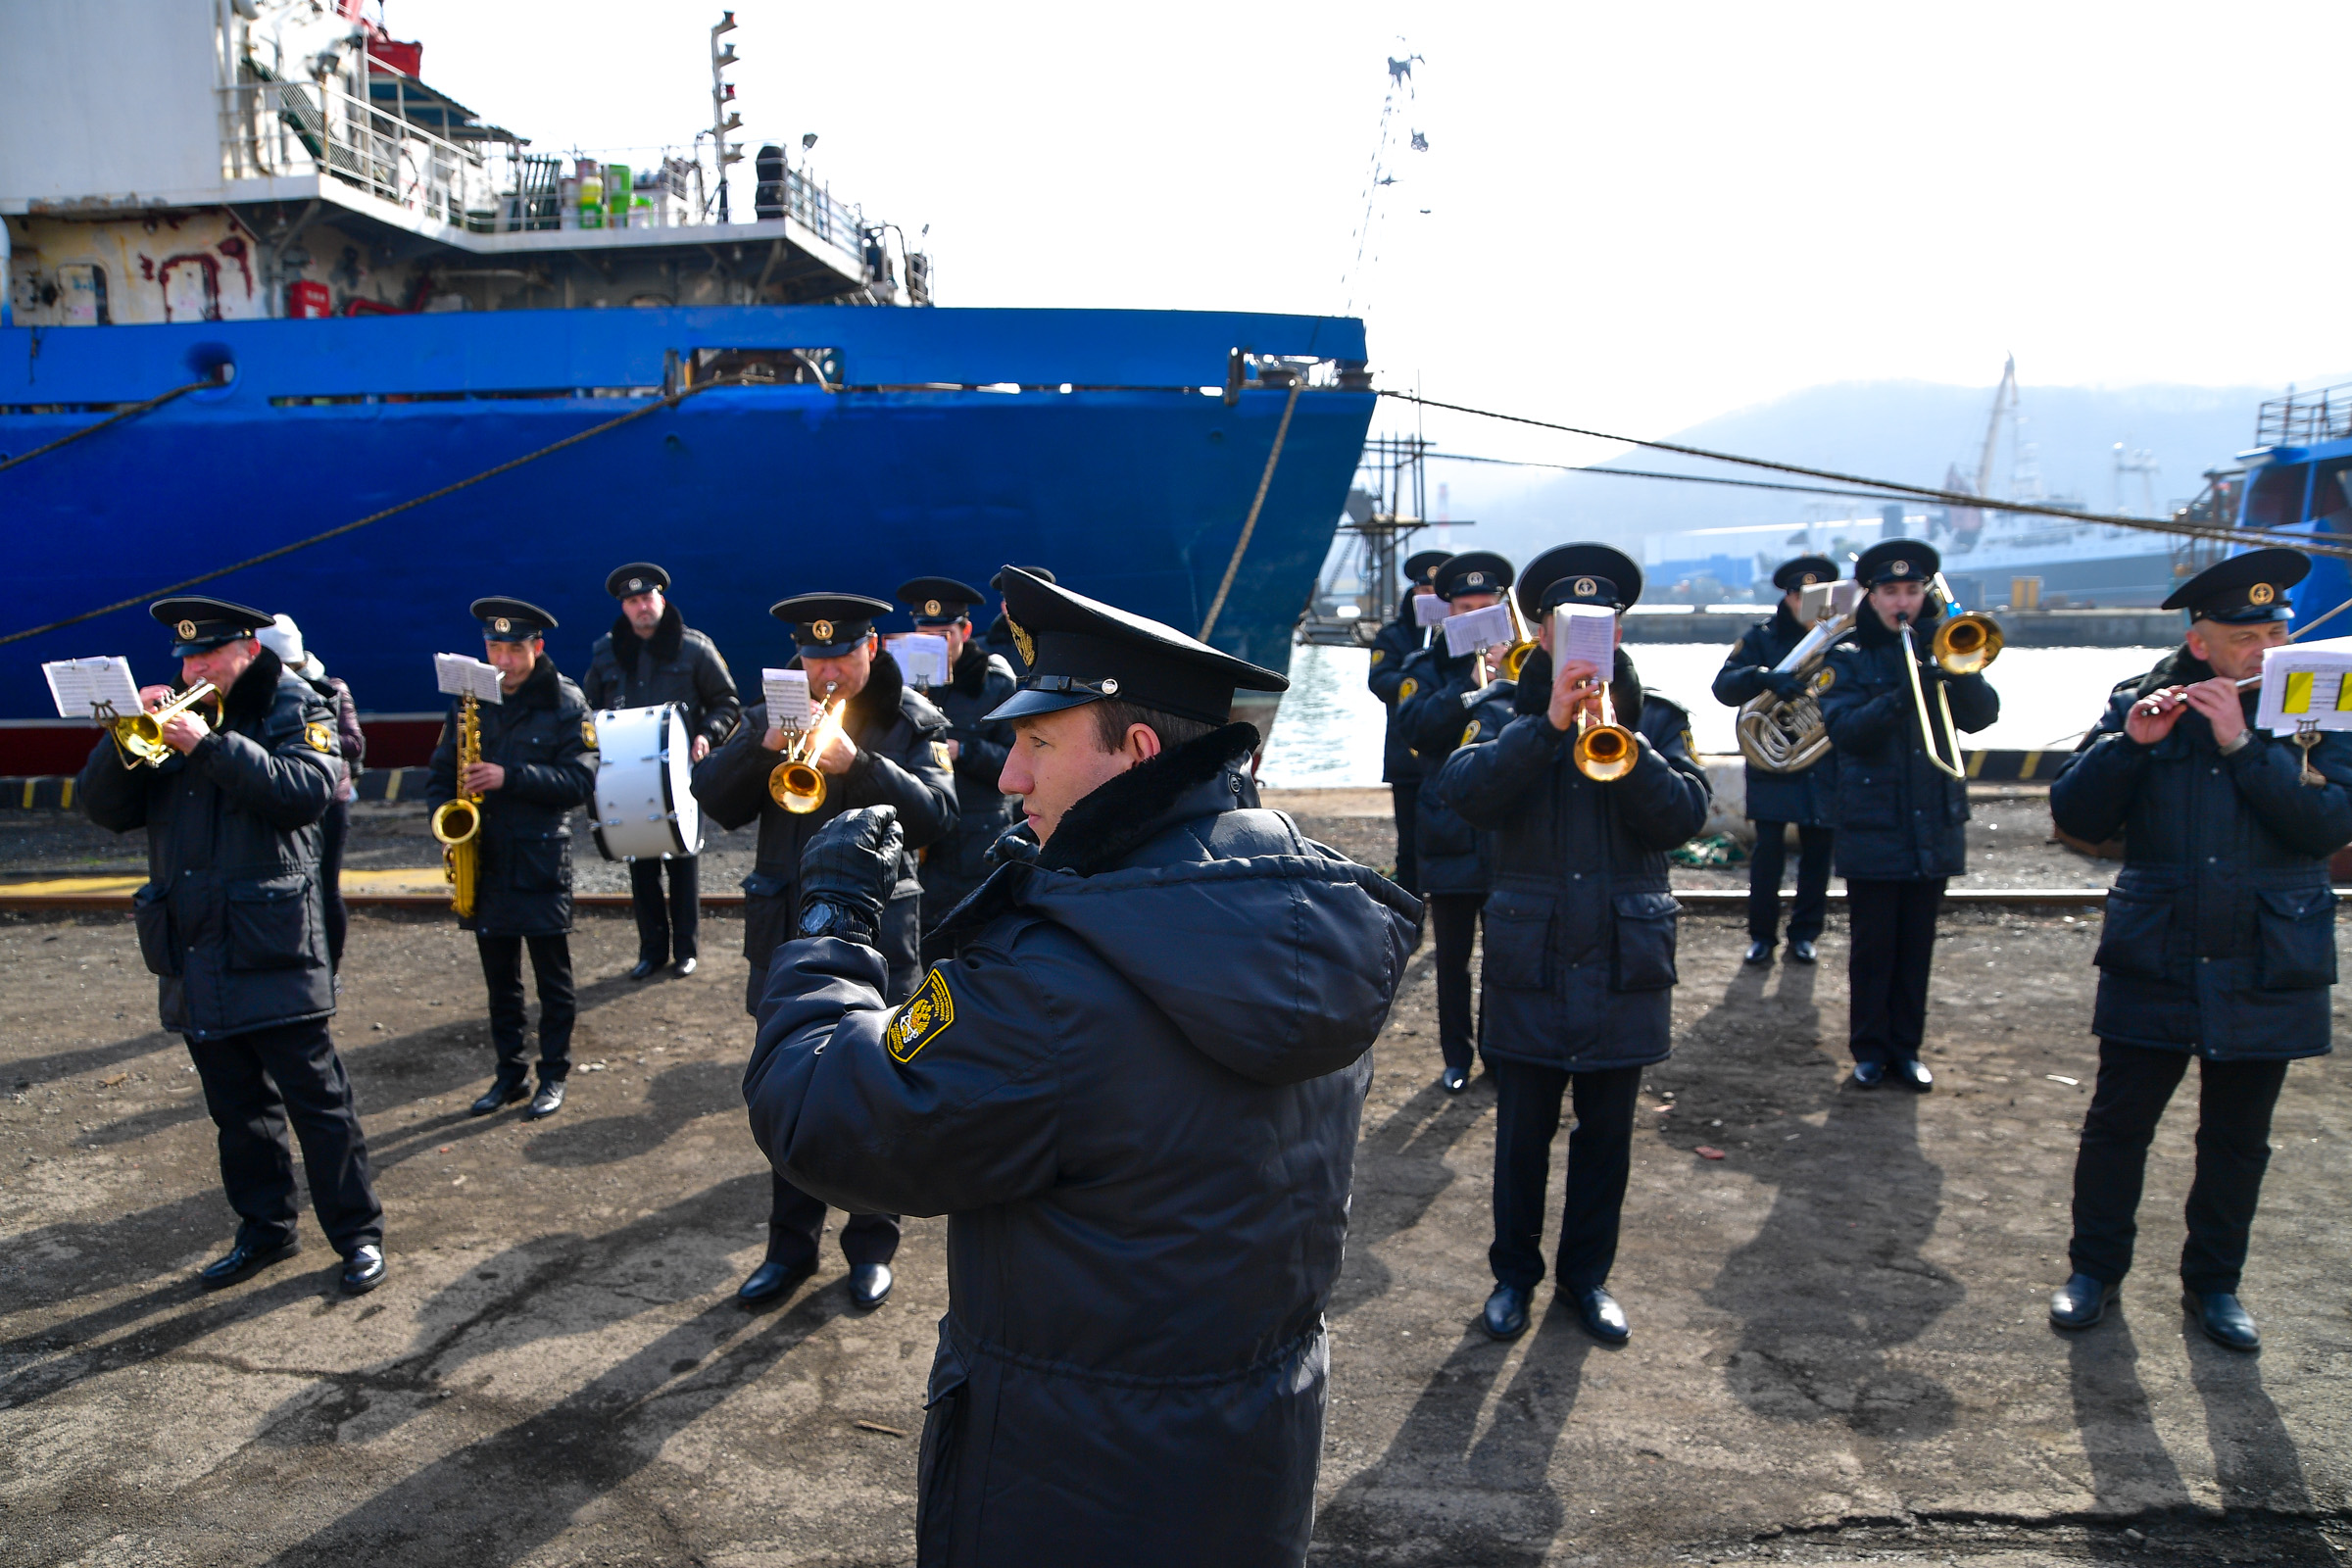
[
  {"xmin": 42, "ymin": 657, "xmax": 143, "ymax": 719},
  {"xmin": 1410, "ymin": 592, "xmax": 1451, "ymax": 628},
  {"xmin": 1441, "ymin": 603, "xmax": 1516, "ymax": 659},
  {"xmin": 763, "ymin": 668, "xmax": 811, "ymax": 725},
  {"xmin": 432, "ymin": 653, "xmax": 506, "ymax": 705},
  {"xmin": 1553, "ymin": 605, "xmax": 1617, "ymax": 672},
  {"xmin": 887, "ymin": 633, "xmax": 952, "ymax": 688},
  {"xmin": 2257, "ymin": 636, "xmax": 2352, "ymax": 735}
]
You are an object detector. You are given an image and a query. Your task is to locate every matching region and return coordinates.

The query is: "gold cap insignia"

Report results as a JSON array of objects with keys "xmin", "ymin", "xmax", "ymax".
[
  {"xmin": 811, "ymin": 618, "xmax": 835, "ymax": 642},
  {"xmin": 626, "ymin": 577, "xmax": 643, "ymax": 592},
  {"xmin": 1467, "ymin": 571, "xmax": 1487, "ymax": 587},
  {"xmin": 2251, "ymin": 582, "xmax": 2277, "ymax": 605},
  {"xmin": 1890, "ymin": 560, "xmax": 1910, "ymax": 577},
  {"xmin": 1800, "ymin": 572, "xmax": 1819, "ymax": 585},
  {"xmin": 304, "ymin": 720, "xmax": 334, "ymax": 754},
  {"xmin": 176, "ymin": 619, "xmax": 199, "ymax": 640},
  {"xmin": 885, "ymin": 966, "xmax": 957, "ymax": 1063},
  {"xmin": 924, "ymin": 599, "xmax": 943, "ymax": 616},
  {"xmin": 582, "ymin": 718, "xmax": 600, "ymax": 749},
  {"xmin": 1007, "ymin": 616, "xmax": 1035, "ymax": 666},
  {"xmin": 1574, "ymin": 577, "xmax": 1597, "ymax": 598},
  {"xmin": 493, "ymin": 616, "xmax": 513, "ymax": 633}
]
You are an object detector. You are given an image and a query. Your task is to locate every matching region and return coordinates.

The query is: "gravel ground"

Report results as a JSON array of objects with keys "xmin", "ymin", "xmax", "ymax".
[{"xmin": 3, "ymin": 809, "xmax": 2348, "ymax": 1564}]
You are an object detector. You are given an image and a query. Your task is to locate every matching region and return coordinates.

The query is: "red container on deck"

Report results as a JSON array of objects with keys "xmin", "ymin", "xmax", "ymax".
[{"xmin": 287, "ymin": 280, "xmax": 331, "ymax": 318}]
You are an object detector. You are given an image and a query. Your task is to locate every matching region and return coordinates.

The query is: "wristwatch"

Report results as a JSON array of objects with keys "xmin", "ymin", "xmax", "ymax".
[{"xmin": 798, "ymin": 899, "xmax": 876, "ymax": 946}]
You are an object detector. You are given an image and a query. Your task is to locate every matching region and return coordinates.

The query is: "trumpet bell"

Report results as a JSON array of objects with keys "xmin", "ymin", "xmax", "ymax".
[
  {"xmin": 1574, "ymin": 722, "xmax": 1639, "ymax": 782},
  {"xmin": 1932, "ymin": 612, "xmax": 2003, "ymax": 675},
  {"xmin": 430, "ymin": 798, "xmax": 481, "ymax": 847},
  {"xmin": 770, "ymin": 760, "xmax": 827, "ymax": 814}
]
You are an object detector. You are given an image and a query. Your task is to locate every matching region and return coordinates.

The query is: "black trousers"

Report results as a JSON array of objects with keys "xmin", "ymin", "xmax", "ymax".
[
  {"xmin": 1747, "ymin": 821, "xmax": 1833, "ymax": 945},
  {"xmin": 1427, "ymin": 892, "xmax": 1481, "ymax": 1074},
  {"xmin": 1488, "ymin": 1056, "xmax": 1644, "ymax": 1293},
  {"xmin": 628, "ymin": 854, "xmax": 700, "ymax": 965},
  {"xmin": 2069, "ymin": 1040, "xmax": 2291, "ymax": 1295},
  {"xmin": 1844, "ymin": 877, "xmax": 1944, "ymax": 1063},
  {"xmin": 477, "ymin": 932, "xmax": 575, "ymax": 1082},
  {"xmin": 320, "ymin": 797, "xmax": 351, "ymax": 972},
  {"xmin": 1391, "ymin": 779, "xmax": 1422, "ymax": 897},
  {"xmin": 187, "ymin": 1017, "xmax": 381, "ymax": 1255}
]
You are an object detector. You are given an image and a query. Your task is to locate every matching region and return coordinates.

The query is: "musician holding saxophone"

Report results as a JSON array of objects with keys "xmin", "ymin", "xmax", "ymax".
[
  {"xmin": 77, "ymin": 597, "xmax": 386, "ymax": 1295},
  {"xmin": 426, "ymin": 599, "xmax": 598, "ymax": 1122},
  {"xmin": 1816, "ymin": 542, "xmax": 2000, "ymax": 1092},
  {"xmin": 1712, "ymin": 555, "xmax": 1844, "ymax": 965},
  {"xmin": 1434, "ymin": 545, "xmax": 1711, "ymax": 1346},
  {"xmin": 691, "ymin": 592, "xmax": 957, "ymax": 1310},
  {"xmin": 2045, "ymin": 549, "xmax": 2351, "ymax": 1351}
]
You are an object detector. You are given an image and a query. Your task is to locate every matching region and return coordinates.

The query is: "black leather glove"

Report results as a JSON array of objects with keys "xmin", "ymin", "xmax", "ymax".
[
  {"xmin": 1761, "ymin": 668, "xmax": 1806, "ymax": 701},
  {"xmin": 796, "ymin": 806, "xmax": 903, "ymax": 947},
  {"xmin": 985, "ymin": 820, "xmax": 1040, "ymax": 867}
]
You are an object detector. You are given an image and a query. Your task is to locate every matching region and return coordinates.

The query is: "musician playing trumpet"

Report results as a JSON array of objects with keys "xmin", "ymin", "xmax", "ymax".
[
  {"xmin": 2046, "ymin": 548, "xmax": 2352, "ymax": 1352},
  {"xmin": 691, "ymin": 592, "xmax": 956, "ymax": 1312},
  {"xmin": 1434, "ymin": 545, "xmax": 1710, "ymax": 1348},
  {"xmin": 1817, "ymin": 542, "xmax": 1999, "ymax": 1092}
]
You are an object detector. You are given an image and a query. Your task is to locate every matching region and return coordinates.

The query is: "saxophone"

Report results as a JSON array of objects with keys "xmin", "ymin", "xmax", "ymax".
[{"xmin": 431, "ymin": 695, "xmax": 483, "ymax": 918}]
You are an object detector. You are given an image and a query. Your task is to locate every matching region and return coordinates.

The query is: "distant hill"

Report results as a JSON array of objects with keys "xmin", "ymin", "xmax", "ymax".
[{"xmin": 1454, "ymin": 379, "xmax": 2292, "ymax": 575}]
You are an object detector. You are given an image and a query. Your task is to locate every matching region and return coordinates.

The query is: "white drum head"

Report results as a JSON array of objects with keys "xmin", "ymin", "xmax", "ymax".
[{"xmin": 590, "ymin": 704, "xmax": 705, "ymax": 861}]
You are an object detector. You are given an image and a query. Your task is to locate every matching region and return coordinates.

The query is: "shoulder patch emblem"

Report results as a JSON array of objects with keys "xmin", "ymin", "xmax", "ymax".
[
  {"xmin": 885, "ymin": 966, "xmax": 956, "ymax": 1063},
  {"xmin": 1397, "ymin": 677, "xmax": 1419, "ymax": 703},
  {"xmin": 1813, "ymin": 666, "xmax": 1836, "ymax": 692},
  {"xmin": 1681, "ymin": 728, "xmax": 1696, "ymax": 757},
  {"xmin": 581, "ymin": 718, "xmax": 600, "ymax": 750},
  {"xmin": 1369, "ymin": 648, "xmax": 1385, "ymax": 665},
  {"xmin": 1461, "ymin": 718, "xmax": 1481, "ymax": 747},
  {"xmin": 933, "ymin": 740, "xmax": 954, "ymax": 769},
  {"xmin": 304, "ymin": 720, "xmax": 335, "ymax": 754}
]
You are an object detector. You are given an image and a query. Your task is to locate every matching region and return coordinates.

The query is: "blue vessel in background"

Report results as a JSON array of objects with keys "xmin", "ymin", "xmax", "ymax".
[
  {"xmin": 2230, "ymin": 382, "xmax": 2352, "ymax": 638},
  {"xmin": 1, "ymin": 2, "xmax": 1372, "ymax": 770}
]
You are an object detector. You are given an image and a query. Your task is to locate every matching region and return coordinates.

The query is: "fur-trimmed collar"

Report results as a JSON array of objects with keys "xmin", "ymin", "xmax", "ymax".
[
  {"xmin": 847, "ymin": 647, "xmax": 907, "ymax": 730},
  {"xmin": 1771, "ymin": 600, "xmax": 1806, "ymax": 641},
  {"xmin": 611, "ymin": 603, "xmax": 684, "ymax": 673},
  {"xmin": 2133, "ymin": 642, "xmax": 2212, "ymax": 698},
  {"xmin": 218, "ymin": 646, "xmax": 287, "ymax": 723},
  {"xmin": 507, "ymin": 655, "xmax": 563, "ymax": 710},
  {"xmin": 1510, "ymin": 645, "xmax": 1645, "ymax": 730},
  {"xmin": 951, "ymin": 641, "xmax": 993, "ymax": 697},
  {"xmin": 1036, "ymin": 722, "xmax": 1260, "ymax": 875},
  {"xmin": 1850, "ymin": 599, "xmax": 1943, "ymax": 649}
]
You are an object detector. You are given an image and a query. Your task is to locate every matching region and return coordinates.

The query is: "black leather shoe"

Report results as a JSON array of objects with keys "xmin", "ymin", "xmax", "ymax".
[
  {"xmin": 1481, "ymin": 1283, "xmax": 1532, "ymax": 1341},
  {"xmin": 849, "ymin": 1263, "xmax": 894, "ymax": 1310},
  {"xmin": 628, "ymin": 958, "xmax": 662, "ymax": 981},
  {"xmin": 1788, "ymin": 939, "xmax": 1819, "ymax": 964},
  {"xmin": 2186, "ymin": 1290, "xmax": 2260, "ymax": 1351},
  {"xmin": 1851, "ymin": 1060, "xmax": 1886, "ymax": 1089},
  {"xmin": 672, "ymin": 956, "xmax": 698, "ymax": 978},
  {"xmin": 737, "ymin": 1260, "xmax": 811, "ymax": 1307},
  {"xmin": 1742, "ymin": 941, "xmax": 1774, "ymax": 966},
  {"xmin": 341, "ymin": 1244, "xmax": 387, "ymax": 1295},
  {"xmin": 1890, "ymin": 1057, "xmax": 1934, "ymax": 1092},
  {"xmin": 525, "ymin": 1080, "xmax": 565, "ymax": 1120},
  {"xmin": 2049, "ymin": 1273, "xmax": 2117, "ymax": 1330},
  {"xmin": 1440, "ymin": 1066, "xmax": 1469, "ymax": 1095},
  {"xmin": 469, "ymin": 1075, "xmax": 529, "ymax": 1116},
  {"xmin": 1572, "ymin": 1286, "xmax": 1631, "ymax": 1346},
  {"xmin": 200, "ymin": 1237, "xmax": 299, "ymax": 1290}
]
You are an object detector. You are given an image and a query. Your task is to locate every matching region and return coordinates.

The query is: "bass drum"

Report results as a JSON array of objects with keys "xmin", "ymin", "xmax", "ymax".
[{"xmin": 590, "ymin": 703, "xmax": 705, "ymax": 861}]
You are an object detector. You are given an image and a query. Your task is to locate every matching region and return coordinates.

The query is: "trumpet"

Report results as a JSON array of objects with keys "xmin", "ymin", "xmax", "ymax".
[
  {"xmin": 1900, "ymin": 575, "xmax": 2005, "ymax": 780},
  {"xmin": 1572, "ymin": 675, "xmax": 1639, "ymax": 781},
  {"xmin": 432, "ymin": 694, "xmax": 483, "ymax": 919},
  {"xmin": 102, "ymin": 682, "xmax": 219, "ymax": 767},
  {"xmin": 768, "ymin": 684, "xmax": 846, "ymax": 813}
]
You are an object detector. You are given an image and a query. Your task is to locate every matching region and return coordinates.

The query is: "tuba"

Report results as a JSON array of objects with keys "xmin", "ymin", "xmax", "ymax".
[
  {"xmin": 768, "ymin": 684, "xmax": 846, "ymax": 814},
  {"xmin": 1735, "ymin": 580, "xmax": 1858, "ymax": 774},
  {"xmin": 1900, "ymin": 574, "xmax": 2004, "ymax": 780},
  {"xmin": 102, "ymin": 682, "xmax": 220, "ymax": 768},
  {"xmin": 432, "ymin": 695, "xmax": 483, "ymax": 918}
]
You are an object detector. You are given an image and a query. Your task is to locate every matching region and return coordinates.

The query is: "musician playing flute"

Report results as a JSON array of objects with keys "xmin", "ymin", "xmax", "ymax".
[
  {"xmin": 2047, "ymin": 548, "xmax": 2352, "ymax": 1351},
  {"xmin": 691, "ymin": 592, "xmax": 957, "ymax": 1311}
]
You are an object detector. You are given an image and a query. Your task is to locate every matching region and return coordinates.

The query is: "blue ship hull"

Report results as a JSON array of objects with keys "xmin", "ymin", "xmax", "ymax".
[{"xmin": 0, "ymin": 306, "xmax": 1371, "ymax": 768}]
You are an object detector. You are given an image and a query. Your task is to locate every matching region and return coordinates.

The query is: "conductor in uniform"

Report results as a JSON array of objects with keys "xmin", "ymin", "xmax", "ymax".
[
  {"xmin": 428, "ymin": 599, "xmax": 600, "ymax": 1121},
  {"xmin": 1712, "ymin": 555, "xmax": 1842, "ymax": 964},
  {"xmin": 1367, "ymin": 548, "xmax": 1450, "ymax": 898},
  {"xmin": 692, "ymin": 593, "xmax": 957, "ymax": 1310},
  {"xmin": 581, "ymin": 562, "xmax": 743, "ymax": 980},
  {"xmin": 1396, "ymin": 550, "xmax": 1516, "ymax": 1091},
  {"xmin": 895, "ymin": 575, "xmax": 1019, "ymax": 962},
  {"xmin": 1816, "ymin": 542, "xmax": 1998, "ymax": 1090},
  {"xmin": 79, "ymin": 597, "xmax": 386, "ymax": 1294},
  {"xmin": 742, "ymin": 567, "xmax": 1416, "ymax": 1567},
  {"xmin": 1435, "ymin": 546, "xmax": 1711, "ymax": 1346},
  {"xmin": 2047, "ymin": 548, "xmax": 2350, "ymax": 1350}
]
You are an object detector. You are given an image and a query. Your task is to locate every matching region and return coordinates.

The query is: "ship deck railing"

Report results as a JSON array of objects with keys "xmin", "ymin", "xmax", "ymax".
[{"xmin": 2256, "ymin": 381, "xmax": 2352, "ymax": 448}]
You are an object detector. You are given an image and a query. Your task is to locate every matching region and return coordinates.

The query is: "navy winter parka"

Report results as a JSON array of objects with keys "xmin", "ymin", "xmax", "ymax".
[
  {"xmin": 1397, "ymin": 642, "xmax": 1503, "ymax": 895},
  {"xmin": 743, "ymin": 724, "xmax": 1419, "ymax": 1568},
  {"xmin": 1367, "ymin": 593, "xmax": 1431, "ymax": 783},
  {"xmin": 1710, "ymin": 601, "xmax": 1839, "ymax": 827},
  {"xmin": 2051, "ymin": 644, "xmax": 2352, "ymax": 1061},
  {"xmin": 1816, "ymin": 606, "xmax": 1998, "ymax": 881}
]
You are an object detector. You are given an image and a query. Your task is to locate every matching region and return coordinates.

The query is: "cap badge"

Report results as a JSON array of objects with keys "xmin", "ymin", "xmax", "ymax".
[
  {"xmin": 1574, "ymin": 577, "xmax": 1598, "ymax": 599},
  {"xmin": 175, "ymin": 618, "xmax": 198, "ymax": 640},
  {"xmin": 626, "ymin": 578, "xmax": 643, "ymax": 592},
  {"xmin": 1466, "ymin": 571, "xmax": 1487, "ymax": 587},
  {"xmin": 1890, "ymin": 560, "xmax": 1910, "ymax": 577},
  {"xmin": 493, "ymin": 616, "xmax": 513, "ymax": 634},
  {"xmin": 924, "ymin": 599, "xmax": 943, "ymax": 616},
  {"xmin": 811, "ymin": 618, "xmax": 835, "ymax": 642},
  {"xmin": 2251, "ymin": 582, "xmax": 2278, "ymax": 606},
  {"xmin": 1800, "ymin": 572, "xmax": 1819, "ymax": 585},
  {"xmin": 1006, "ymin": 616, "xmax": 1035, "ymax": 666}
]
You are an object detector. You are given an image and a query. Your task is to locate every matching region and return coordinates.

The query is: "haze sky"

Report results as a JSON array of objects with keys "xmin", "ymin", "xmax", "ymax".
[{"xmin": 389, "ymin": 0, "xmax": 2351, "ymax": 508}]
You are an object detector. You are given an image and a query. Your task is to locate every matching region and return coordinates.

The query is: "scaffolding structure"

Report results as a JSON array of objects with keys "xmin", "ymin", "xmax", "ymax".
[{"xmin": 1298, "ymin": 433, "xmax": 1469, "ymax": 647}]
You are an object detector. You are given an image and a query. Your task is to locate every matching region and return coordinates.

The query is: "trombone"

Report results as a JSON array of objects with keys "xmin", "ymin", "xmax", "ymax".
[
  {"xmin": 1899, "ymin": 574, "xmax": 2004, "ymax": 779},
  {"xmin": 100, "ymin": 682, "xmax": 219, "ymax": 768},
  {"xmin": 768, "ymin": 683, "xmax": 846, "ymax": 813}
]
